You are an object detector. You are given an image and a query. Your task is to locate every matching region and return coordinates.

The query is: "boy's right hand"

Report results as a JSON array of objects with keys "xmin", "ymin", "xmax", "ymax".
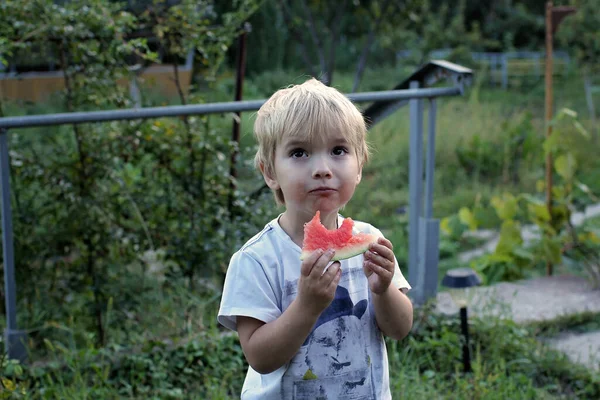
[{"xmin": 296, "ymin": 249, "xmax": 342, "ymax": 317}]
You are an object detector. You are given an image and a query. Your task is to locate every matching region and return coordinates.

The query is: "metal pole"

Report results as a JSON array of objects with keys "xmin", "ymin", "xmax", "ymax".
[
  {"xmin": 424, "ymin": 99, "xmax": 437, "ymax": 219},
  {"xmin": 0, "ymin": 87, "xmax": 461, "ymax": 130},
  {"xmin": 420, "ymin": 99, "xmax": 440, "ymax": 302},
  {"xmin": 460, "ymin": 306, "xmax": 472, "ymax": 373},
  {"xmin": 408, "ymin": 81, "xmax": 424, "ymax": 304},
  {"xmin": 545, "ymin": 1, "xmax": 554, "ymax": 276},
  {"xmin": 0, "ymin": 128, "xmax": 25, "ymax": 361},
  {"xmin": 501, "ymin": 54, "xmax": 508, "ymax": 90}
]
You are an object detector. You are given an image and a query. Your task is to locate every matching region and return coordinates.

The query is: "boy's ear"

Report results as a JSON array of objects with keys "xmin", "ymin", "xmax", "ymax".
[
  {"xmin": 356, "ymin": 167, "xmax": 362, "ymax": 185},
  {"xmin": 259, "ymin": 162, "xmax": 280, "ymax": 190}
]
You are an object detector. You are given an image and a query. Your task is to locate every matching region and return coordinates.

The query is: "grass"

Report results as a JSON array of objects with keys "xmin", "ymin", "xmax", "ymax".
[
  {"xmin": 4, "ymin": 305, "xmax": 598, "ymax": 399},
  {"xmin": 586, "ymin": 216, "xmax": 600, "ymax": 229},
  {"xmin": 530, "ymin": 311, "xmax": 600, "ymax": 338},
  {"xmin": 2, "ymin": 65, "xmax": 600, "ymax": 398}
]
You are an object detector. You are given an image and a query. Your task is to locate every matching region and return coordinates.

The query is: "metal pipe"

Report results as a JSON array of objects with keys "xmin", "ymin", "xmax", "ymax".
[
  {"xmin": 460, "ymin": 306, "xmax": 472, "ymax": 373},
  {"xmin": 0, "ymin": 87, "xmax": 461, "ymax": 130},
  {"xmin": 424, "ymin": 99, "xmax": 437, "ymax": 219},
  {"xmin": 0, "ymin": 128, "xmax": 23, "ymax": 361},
  {"xmin": 408, "ymin": 81, "xmax": 424, "ymax": 304}
]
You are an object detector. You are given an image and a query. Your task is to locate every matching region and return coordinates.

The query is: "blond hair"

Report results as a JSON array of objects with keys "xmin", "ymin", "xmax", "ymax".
[{"xmin": 254, "ymin": 78, "xmax": 369, "ymax": 205}]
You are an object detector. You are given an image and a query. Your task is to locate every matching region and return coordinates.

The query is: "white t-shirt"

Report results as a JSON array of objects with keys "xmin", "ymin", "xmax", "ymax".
[{"xmin": 218, "ymin": 214, "xmax": 411, "ymax": 400}]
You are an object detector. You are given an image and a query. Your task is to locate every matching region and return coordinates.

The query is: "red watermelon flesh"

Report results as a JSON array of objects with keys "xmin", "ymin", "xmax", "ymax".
[{"xmin": 300, "ymin": 211, "xmax": 379, "ymax": 261}]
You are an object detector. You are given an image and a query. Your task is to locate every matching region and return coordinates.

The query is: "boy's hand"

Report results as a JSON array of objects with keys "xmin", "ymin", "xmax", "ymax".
[
  {"xmin": 297, "ymin": 249, "xmax": 341, "ymax": 317},
  {"xmin": 363, "ymin": 237, "xmax": 395, "ymax": 295}
]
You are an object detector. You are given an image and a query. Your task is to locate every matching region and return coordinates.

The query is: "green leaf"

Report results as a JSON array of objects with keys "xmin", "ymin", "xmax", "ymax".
[
  {"xmin": 536, "ymin": 180, "xmax": 545, "ymax": 193},
  {"xmin": 559, "ymin": 108, "xmax": 577, "ymax": 118},
  {"xmin": 512, "ymin": 246, "xmax": 534, "ymax": 261},
  {"xmin": 440, "ymin": 217, "xmax": 452, "ymax": 235},
  {"xmin": 458, "ymin": 207, "xmax": 478, "ymax": 231},
  {"xmin": 495, "ymin": 220, "xmax": 523, "ymax": 255},
  {"xmin": 527, "ymin": 203, "xmax": 550, "ymax": 223},
  {"xmin": 554, "ymin": 153, "xmax": 577, "ymax": 181},
  {"xmin": 551, "ymin": 185, "xmax": 566, "ymax": 200},
  {"xmin": 541, "ymin": 237, "xmax": 562, "ymax": 265},
  {"xmin": 573, "ymin": 120, "xmax": 590, "ymax": 138},
  {"xmin": 491, "ymin": 193, "xmax": 519, "ymax": 221},
  {"xmin": 542, "ymin": 131, "xmax": 561, "ymax": 156}
]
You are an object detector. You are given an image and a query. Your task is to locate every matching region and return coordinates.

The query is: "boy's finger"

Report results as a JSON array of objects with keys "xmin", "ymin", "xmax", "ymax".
[
  {"xmin": 311, "ymin": 249, "xmax": 335, "ymax": 277},
  {"xmin": 365, "ymin": 260, "xmax": 393, "ymax": 279},
  {"xmin": 301, "ymin": 249, "xmax": 325, "ymax": 277},
  {"xmin": 369, "ymin": 242, "xmax": 394, "ymax": 262},
  {"xmin": 365, "ymin": 250, "xmax": 394, "ymax": 272},
  {"xmin": 327, "ymin": 267, "xmax": 342, "ymax": 291},
  {"xmin": 377, "ymin": 236, "xmax": 393, "ymax": 250},
  {"xmin": 323, "ymin": 261, "xmax": 341, "ymax": 283}
]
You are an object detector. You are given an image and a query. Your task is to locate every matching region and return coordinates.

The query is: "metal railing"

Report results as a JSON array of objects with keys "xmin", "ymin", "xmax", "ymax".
[{"xmin": 0, "ymin": 62, "xmax": 472, "ymax": 360}]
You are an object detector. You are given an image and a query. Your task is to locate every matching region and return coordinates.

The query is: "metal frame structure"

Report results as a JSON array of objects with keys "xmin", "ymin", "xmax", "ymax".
[
  {"xmin": 0, "ymin": 60, "xmax": 472, "ymax": 360},
  {"xmin": 364, "ymin": 60, "xmax": 473, "ymax": 306}
]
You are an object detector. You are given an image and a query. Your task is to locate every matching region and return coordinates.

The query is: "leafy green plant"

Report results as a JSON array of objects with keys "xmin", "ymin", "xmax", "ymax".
[
  {"xmin": 0, "ymin": 0, "xmax": 262, "ymax": 354},
  {"xmin": 0, "ymin": 353, "xmax": 28, "ymax": 398},
  {"xmin": 457, "ymin": 108, "xmax": 598, "ymax": 284},
  {"xmin": 470, "ymin": 193, "xmax": 535, "ymax": 284}
]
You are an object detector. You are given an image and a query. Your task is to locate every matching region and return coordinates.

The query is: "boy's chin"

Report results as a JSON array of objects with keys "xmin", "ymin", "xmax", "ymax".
[{"xmin": 308, "ymin": 200, "xmax": 343, "ymax": 214}]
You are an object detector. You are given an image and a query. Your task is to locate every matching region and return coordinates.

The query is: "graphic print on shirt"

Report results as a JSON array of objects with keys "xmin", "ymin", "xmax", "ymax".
[{"xmin": 281, "ymin": 269, "xmax": 377, "ymax": 399}]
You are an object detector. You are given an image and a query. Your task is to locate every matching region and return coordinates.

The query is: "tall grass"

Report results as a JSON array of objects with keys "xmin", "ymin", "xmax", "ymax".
[{"xmin": 2, "ymin": 66, "xmax": 599, "ymax": 399}]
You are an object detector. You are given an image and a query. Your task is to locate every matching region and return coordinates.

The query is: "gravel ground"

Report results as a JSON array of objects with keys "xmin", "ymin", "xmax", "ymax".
[
  {"xmin": 436, "ymin": 275, "xmax": 600, "ymax": 370},
  {"xmin": 546, "ymin": 331, "xmax": 600, "ymax": 370}
]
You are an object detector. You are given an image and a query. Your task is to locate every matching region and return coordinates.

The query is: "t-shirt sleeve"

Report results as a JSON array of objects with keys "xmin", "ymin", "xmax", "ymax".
[{"xmin": 217, "ymin": 250, "xmax": 282, "ymax": 332}]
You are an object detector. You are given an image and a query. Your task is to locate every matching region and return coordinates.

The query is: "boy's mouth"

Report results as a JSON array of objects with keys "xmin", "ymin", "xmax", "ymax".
[{"xmin": 310, "ymin": 187, "xmax": 336, "ymax": 193}]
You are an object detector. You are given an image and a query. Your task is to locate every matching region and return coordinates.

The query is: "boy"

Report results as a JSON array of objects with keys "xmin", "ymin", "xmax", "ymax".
[{"xmin": 218, "ymin": 78, "xmax": 413, "ymax": 399}]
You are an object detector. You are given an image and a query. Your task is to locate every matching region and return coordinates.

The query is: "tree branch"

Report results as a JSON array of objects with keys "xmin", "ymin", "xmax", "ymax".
[
  {"xmin": 325, "ymin": 0, "xmax": 348, "ymax": 86},
  {"xmin": 299, "ymin": 0, "xmax": 326, "ymax": 75},
  {"xmin": 278, "ymin": 0, "xmax": 317, "ymax": 77},
  {"xmin": 352, "ymin": 0, "xmax": 393, "ymax": 92}
]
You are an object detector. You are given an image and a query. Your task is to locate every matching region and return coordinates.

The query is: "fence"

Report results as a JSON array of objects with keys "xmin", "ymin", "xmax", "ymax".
[
  {"xmin": 0, "ymin": 60, "xmax": 473, "ymax": 360},
  {"xmin": 397, "ymin": 50, "xmax": 571, "ymax": 89},
  {"xmin": 0, "ymin": 50, "xmax": 195, "ymax": 103}
]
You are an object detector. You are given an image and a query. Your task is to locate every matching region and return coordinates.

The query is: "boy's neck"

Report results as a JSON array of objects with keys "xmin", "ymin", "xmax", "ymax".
[{"xmin": 279, "ymin": 209, "xmax": 339, "ymax": 247}]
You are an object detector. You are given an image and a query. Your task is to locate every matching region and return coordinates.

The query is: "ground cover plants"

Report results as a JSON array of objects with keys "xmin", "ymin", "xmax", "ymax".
[
  {"xmin": 1, "ymin": 1, "xmax": 600, "ymax": 398},
  {"xmin": 2, "ymin": 65, "xmax": 599, "ymax": 398}
]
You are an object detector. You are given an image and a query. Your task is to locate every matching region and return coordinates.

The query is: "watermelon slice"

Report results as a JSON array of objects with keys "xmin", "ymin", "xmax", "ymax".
[{"xmin": 300, "ymin": 211, "xmax": 379, "ymax": 261}]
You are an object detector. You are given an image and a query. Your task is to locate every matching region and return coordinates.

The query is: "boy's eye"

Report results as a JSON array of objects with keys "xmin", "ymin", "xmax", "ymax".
[
  {"xmin": 290, "ymin": 149, "xmax": 308, "ymax": 158},
  {"xmin": 332, "ymin": 146, "xmax": 348, "ymax": 156}
]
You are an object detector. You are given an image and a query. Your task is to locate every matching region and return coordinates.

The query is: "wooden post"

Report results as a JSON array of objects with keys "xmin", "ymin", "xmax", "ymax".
[
  {"xmin": 228, "ymin": 25, "xmax": 249, "ymax": 214},
  {"xmin": 545, "ymin": 1, "xmax": 554, "ymax": 276}
]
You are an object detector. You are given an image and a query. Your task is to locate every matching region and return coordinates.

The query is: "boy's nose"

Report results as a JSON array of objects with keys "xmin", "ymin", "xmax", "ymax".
[{"xmin": 312, "ymin": 157, "xmax": 332, "ymax": 179}]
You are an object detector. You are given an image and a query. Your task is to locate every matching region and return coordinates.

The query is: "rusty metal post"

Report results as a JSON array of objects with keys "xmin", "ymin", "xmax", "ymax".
[
  {"xmin": 228, "ymin": 23, "xmax": 250, "ymax": 212},
  {"xmin": 544, "ymin": 3, "xmax": 577, "ymax": 276},
  {"xmin": 545, "ymin": 1, "xmax": 554, "ymax": 276}
]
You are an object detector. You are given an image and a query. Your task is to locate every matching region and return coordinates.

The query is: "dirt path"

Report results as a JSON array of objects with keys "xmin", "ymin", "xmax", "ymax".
[{"xmin": 436, "ymin": 274, "xmax": 600, "ymax": 371}]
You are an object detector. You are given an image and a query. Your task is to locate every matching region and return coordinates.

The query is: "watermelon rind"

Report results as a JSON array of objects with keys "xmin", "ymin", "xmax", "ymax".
[
  {"xmin": 300, "ymin": 234, "xmax": 378, "ymax": 261},
  {"xmin": 299, "ymin": 211, "xmax": 380, "ymax": 261}
]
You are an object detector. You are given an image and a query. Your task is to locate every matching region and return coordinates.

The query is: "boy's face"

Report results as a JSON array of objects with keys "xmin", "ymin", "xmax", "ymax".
[{"xmin": 263, "ymin": 129, "xmax": 362, "ymax": 217}]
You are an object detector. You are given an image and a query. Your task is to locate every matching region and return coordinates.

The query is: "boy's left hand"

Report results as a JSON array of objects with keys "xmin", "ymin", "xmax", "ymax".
[{"xmin": 363, "ymin": 237, "xmax": 395, "ymax": 295}]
